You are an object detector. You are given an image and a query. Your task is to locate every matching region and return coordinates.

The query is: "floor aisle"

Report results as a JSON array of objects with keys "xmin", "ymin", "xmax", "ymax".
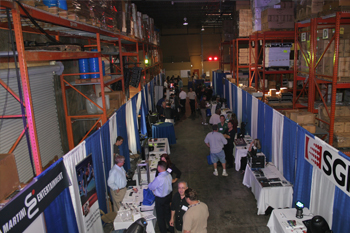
[{"xmin": 158, "ymin": 110, "xmax": 270, "ymax": 233}]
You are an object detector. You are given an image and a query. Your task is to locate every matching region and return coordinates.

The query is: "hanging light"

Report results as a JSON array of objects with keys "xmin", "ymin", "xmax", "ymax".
[
  {"xmin": 183, "ymin": 17, "xmax": 188, "ymax": 26},
  {"xmin": 201, "ymin": 26, "xmax": 205, "ymax": 31}
]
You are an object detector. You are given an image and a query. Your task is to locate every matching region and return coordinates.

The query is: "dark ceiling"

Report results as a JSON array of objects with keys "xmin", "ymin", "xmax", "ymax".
[{"xmin": 132, "ymin": 0, "xmax": 238, "ymax": 30}]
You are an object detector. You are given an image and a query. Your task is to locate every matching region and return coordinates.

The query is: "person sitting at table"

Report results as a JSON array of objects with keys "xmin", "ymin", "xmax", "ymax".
[
  {"xmin": 156, "ymin": 154, "xmax": 182, "ymax": 184},
  {"xmin": 164, "ymin": 102, "xmax": 175, "ymax": 124},
  {"xmin": 159, "ymin": 101, "xmax": 166, "ymax": 122},
  {"xmin": 218, "ymin": 115, "xmax": 228, "ymax": 134},
  {"xmin": 209, "ymin": 109, "xmax": 221, "ymax": 125},
  {"xmin": 248, "ymin": 139, "xmax": 262, "ymax": 153},
  {"xmin": 215, "ymin": 96, "xmax": 222, "ymax": 110},
  {"xmin": 157, "ymin": 95, "xmax": 166, "ymax": 113}
]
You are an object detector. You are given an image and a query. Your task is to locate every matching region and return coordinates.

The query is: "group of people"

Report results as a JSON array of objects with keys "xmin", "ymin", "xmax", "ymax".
[
  {"xmin": 205, "ymin": 112, "xmax": 239, "ymax": 176},
  {"xmin": 108, "ymin": 136, "xmax": 209, "ymax": 233}
]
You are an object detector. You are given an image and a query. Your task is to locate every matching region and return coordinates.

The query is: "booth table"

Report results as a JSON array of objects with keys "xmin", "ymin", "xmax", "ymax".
[
  {"xmin": 148, "ymin": 138, "xmax": 171, "ymax": 155},
  {"xmin": 114, "ymin": 186, "xmax": 157, "ymax": 233},
  {"xmin": 267, "ymin": 208, "xmax": 312, "ymax": 233},
  {"xmin": 243, "ymin": 163, "xmax": 293, "ymax": 215},
  {"xmin": 234, "ymin": 136, "xmax": 251, "ymax": 171},
  {"xmin": 152, "ymin": 122, "xmax": 176, "ymax": 145}
]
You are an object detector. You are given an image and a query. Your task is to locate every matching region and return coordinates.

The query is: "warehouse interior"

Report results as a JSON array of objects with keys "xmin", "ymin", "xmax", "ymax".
[{"xmin": 0, "ymin": 0, "xmax": 350, "ymax": 233}]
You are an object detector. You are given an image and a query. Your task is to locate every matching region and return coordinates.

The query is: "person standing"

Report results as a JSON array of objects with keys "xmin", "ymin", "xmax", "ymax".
[
  {"xmin": 107, "ymin": 155, "xmax": 127, "ymax": 212},
  {"xmin": 218, "ymin": 115, "xmax": 228, "ymax": 134},
  {"xmin": 113, "ymin": 136, "xmax": 124, "ymax": 156},
  {"xmin": 182, "ymin": 188, "xmax": 209, "ymax": 233},
  {"xmin": 187, "ymin": 88, "xmax": 196, "ymax": 116},
  {"xmin": 156, "ymin": 154, "xmax": 182, "ymax": 183},
  {"xmin": 179, "ymin": 88, "xmax": 187, "ymax": 114},
  {"xmin": 209, "ymin": 109, "xmax": 221, "ymax": 125},
  {"xmin": 200, "ymin": 95, "xmax": 208, "ymax": 125},
  {"xmin": 148, "ymin": 161, "xmax": 173, "ymax": 233},
  {"xmin": 178, "ymin": 77, "xmax": 183, "ymax": 91},
  {"xmin": 204, "ymin": 125, "xmax": 228, "ymax": 176},
  {"xmin": 169, "ymin": 181, "xmax": 189, "ymax": 233},
  {"xmin": 223, "ymin": 121, "xmax": 236, "ymax": 169}
]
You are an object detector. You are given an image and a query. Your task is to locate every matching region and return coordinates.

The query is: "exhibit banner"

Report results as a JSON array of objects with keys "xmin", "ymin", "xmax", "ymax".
[
  {"xmin": 75, "ymin": 154, "xmax": 103, "ymax": 233},
  {"xmin": 0, "ymin": 160, "xmax": 69, "ymax": 233},
  {"xmin": 305, "ymin": 134, "xmax": 350, "ymax": 197}
]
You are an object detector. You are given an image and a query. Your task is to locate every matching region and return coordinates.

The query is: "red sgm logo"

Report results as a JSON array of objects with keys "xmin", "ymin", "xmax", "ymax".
[{"xmin": 305, "ymin": 136, "xmax": 323, "ymax": 169}]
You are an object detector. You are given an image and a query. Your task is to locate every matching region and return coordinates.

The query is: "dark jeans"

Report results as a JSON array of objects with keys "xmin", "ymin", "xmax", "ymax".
[
  {"xmin": 180, "ymin": 99, "xmax": 186, "ymax": 113},
  {"xmin": 224, "ymin": 145, "xmax": 234, "ymax": 167},
  {"xmin": 189, "ymin": 99, "xmax": 196, "ymax": 114},
  {"xmin": 155, "ymin": 193, "xmax": 173, "ymax": 233}
]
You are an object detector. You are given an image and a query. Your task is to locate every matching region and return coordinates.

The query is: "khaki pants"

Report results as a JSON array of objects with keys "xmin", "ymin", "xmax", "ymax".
[{"xmin": 111, "ymin": 187, "xmax": 127, "ymax": 212}]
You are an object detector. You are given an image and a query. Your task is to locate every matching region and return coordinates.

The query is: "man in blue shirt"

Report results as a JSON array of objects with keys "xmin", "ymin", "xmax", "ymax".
[
  {"xmin": 107, "ymin": 155, "xmax": 127, "ymax": 212},
  {"xmin": 148, "ymin": 161, "xmax": 173, "ymax": 233}
]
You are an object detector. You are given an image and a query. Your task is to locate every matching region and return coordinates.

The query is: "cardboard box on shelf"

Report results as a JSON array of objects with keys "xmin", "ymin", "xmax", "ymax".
[
  {"xmin": 269, "ymin": 89, "xmax": 277, "ymax": 97},
  {"xmin": 284, "ymin": 109, "xmax": 300, "ymax": 119},
  {"xmin": 301, "ymin": 124, "xmax": 316, "ymax": 133},
  {"xmin": 334, "ymin": 133, "xmax": 350, "ymax": 148},
  {"xmin": 0, "ymin": 154, "xmax": 20, "ymax": 201},
  {"xmin": 290, "ymin": 112, "xmax": 315, "ymax": 125}
]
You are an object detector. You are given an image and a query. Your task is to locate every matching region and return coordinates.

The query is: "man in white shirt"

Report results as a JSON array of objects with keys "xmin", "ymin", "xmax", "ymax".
[
  {"xmin": 179, "ymin": 88, "xmax": 187, "ymax": 114},
  {"xmin": 107, "ymin": 155, "xmax": 127, "ymax": 212},
  {"xmin": 209, "ymin": 109, "xmax": 221, "ymax": 125},
  {"xmin": 187, "ymin": 88, "xmax": 197, "ymax": 116}
]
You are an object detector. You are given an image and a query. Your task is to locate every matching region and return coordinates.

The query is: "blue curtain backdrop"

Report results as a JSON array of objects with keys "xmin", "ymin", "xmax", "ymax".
[
  {"xmin": 215, "ymin": 73, "xmax": 225, "ymax": 97},
  {"xmin": 132, "ymin": 95, "xmax": 142, "ymax": 153},
  {"xmin": 150, "ymin": 79, "xmax": 154, "ymax": 112},
  {"xmin": 41, "ymin": 158, "xmax": 79, "ymax": 233},
  {"xmin": 140, "ymin": 89, "xmax": 148, "ymax": 136},
  {"xmin": 332, "ymin": 153, "xmax": 350, "ymax": 233},
  {"xmin": 231, "ymin": 83, "xmax": 236, "ymax": 115},
  {"xmin": 263, "ymin": 104, "xmax": 273, "ymax": 162},
  {"xmin": 282, "ymin": 117, "xmax": 298, "ymax": 184},
  {"xmin": 212, "ymin": 71, "xmax": 217, "ymax": 96},
  {"xmin": 225, "ymin": 79, "xmax": 230, "ymax": 107},
  {"xmin": 242, "ymin": 90, "xmax": 247, "ymax": 125},
  {"xmin": 233, "ymin": 84, "xmax": 238, "ymax": 116},
  {"xmin": 257, "ymin": 100, "xmax": 265, "ymax": 143},
  {"xmin": 100, "ymin": 120, "xmax": 111, "ymax": 194},
  {"xmin": 293, "ymin": 127, "xmax": 313, "ymax": 208},
  {"xmin": 246, "ymin": 93, "xmax": 252, "ymax": 136},
  {"xmin": 116, "ymin": 104, "xmax": 131, "ymax": 170},
  {"xmin": 144, "ymin": 84, "xmax": 149, "ymax": 113},
  {"xmin": 85, "ymin": 130, "xmax": 107, "ymax": 213}
]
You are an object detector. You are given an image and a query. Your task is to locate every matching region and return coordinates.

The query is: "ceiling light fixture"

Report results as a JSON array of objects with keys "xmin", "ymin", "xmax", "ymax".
[
  {"xmin": 201, "ymin": 26, "xmax": 205, "ymax": 31},
  {"xmin": 183, "ymin": 17, "xmax": 188, "ymax": 25}
]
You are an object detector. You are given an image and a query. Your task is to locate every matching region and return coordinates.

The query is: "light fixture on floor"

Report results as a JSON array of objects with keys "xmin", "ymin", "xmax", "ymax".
[{"xmin": 183, "ymin": 17, "xmax": 188, "ymax": 25}]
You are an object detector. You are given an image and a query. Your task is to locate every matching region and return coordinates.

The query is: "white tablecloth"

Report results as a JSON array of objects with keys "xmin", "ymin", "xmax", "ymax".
[
  {"xmin": 114, "ymin": 186, "xmax": 157, "ymax": 233},
  {"xmin": 267, "ymin": 208, "xmax": 312, "ymax": 233},
  {"xmin": 242, "ymin": 163, "xmax": 293, "ymax": 215},
  {"xmin": 148, "ymin": 138, "xmax": 171, "ymax": 155}
]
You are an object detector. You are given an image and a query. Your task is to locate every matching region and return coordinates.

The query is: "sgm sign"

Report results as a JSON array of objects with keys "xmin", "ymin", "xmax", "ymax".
[
  {"xmin": 0, "ymin": 160, "xmax": 69, "ymax": 233},
  {"xmin": 305, "ymin": 135, "xmax": 350, "ymax": 197}
]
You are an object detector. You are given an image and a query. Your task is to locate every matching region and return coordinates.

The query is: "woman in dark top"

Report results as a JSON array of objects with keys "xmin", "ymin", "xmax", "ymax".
[
  {"xmin": 223, "ymin": 120, "xmax": 236, "ymax": 169},
  {"xmin": 156, "ymin": 154, "xmax": 182, "ymax": 183}
]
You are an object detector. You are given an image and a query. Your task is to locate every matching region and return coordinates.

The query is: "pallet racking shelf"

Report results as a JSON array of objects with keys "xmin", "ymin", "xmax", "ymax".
[
  {"xmin": 0, "ymin": 1, "xmax": 162, "ymax": 172},
  {"xmin": 219, "ymin": 41, "xmax": 233, "ymax": 74},
  {"xmin": 293, "ymin": 11, "xmax": 350, "ymax": 146},
  {"xmin": 233, "ymin": 37, "xmax": 250, "ymax": 85}
]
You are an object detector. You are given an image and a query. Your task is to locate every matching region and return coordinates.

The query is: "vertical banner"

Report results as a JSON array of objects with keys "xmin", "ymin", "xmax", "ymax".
[{"xmin": 75, "ymin": 154, "xmax": 103, "ymax": 233}]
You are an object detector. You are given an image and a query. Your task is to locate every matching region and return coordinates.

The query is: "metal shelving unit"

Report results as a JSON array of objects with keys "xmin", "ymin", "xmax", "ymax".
[
  {"xmin": 293, "ymin": 12, "xmax": 350, "ymax": 147},
  {"xmin": 219, "ymin": 41, "xmax": 233, "ymax": 73},
  {"xmin": 233, "ymin": 37, "xmax": 250, "ymax": 85},
  {"xmin": 0, "ymin": 1, "xmax": 162, "ymax": 169}
]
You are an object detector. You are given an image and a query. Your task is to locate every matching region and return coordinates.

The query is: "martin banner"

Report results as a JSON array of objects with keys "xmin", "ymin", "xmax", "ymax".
[
  {"xmin": 0, "ymin": 160, "xmax": 70, "ymax": 233},
  {"xmin": 305, "ymin": 134, "xmax": 350, "ymax": 197}
]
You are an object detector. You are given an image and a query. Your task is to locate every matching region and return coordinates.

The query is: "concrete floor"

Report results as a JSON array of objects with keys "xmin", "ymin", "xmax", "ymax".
[
  {"xmin": 158, "ymin": 110, "xmax": 270, "ymax": 233},
  {"xmin": 105, "ymin": 102, "xmax": 270, "ymax": 233}
]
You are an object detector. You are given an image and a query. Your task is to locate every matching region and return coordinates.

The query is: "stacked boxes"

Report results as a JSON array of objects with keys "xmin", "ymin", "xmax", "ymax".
[
  {"xmin": 238, "ymin": 9, "xmax": 253, "ymax": 37},
  {"xmin": 239, "ymin": 48, "xmax": 254, "ymax": 64},
  {"xmin": 261, "ymin": 5, "xmax": 294, "ymax": 31},
  {"xmin": 251, "ymin": 0, "xmax": 283, "ymax": 32},
  {"xmin": 296, "ymin": 0, "xmax": 323, "ymax": 21},
  {"xmin": 289, "ymin": 111, "xmax": 316, "ymax": 133}
]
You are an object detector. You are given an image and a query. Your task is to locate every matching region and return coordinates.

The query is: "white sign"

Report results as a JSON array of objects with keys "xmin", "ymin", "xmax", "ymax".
[
  {"xmin": 305, "ymin": 135, "xmax": 350, "ymax": 197},
  {"xmin": 301, "ymin": 33, "xmax": 306, "ymax": 42}
]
